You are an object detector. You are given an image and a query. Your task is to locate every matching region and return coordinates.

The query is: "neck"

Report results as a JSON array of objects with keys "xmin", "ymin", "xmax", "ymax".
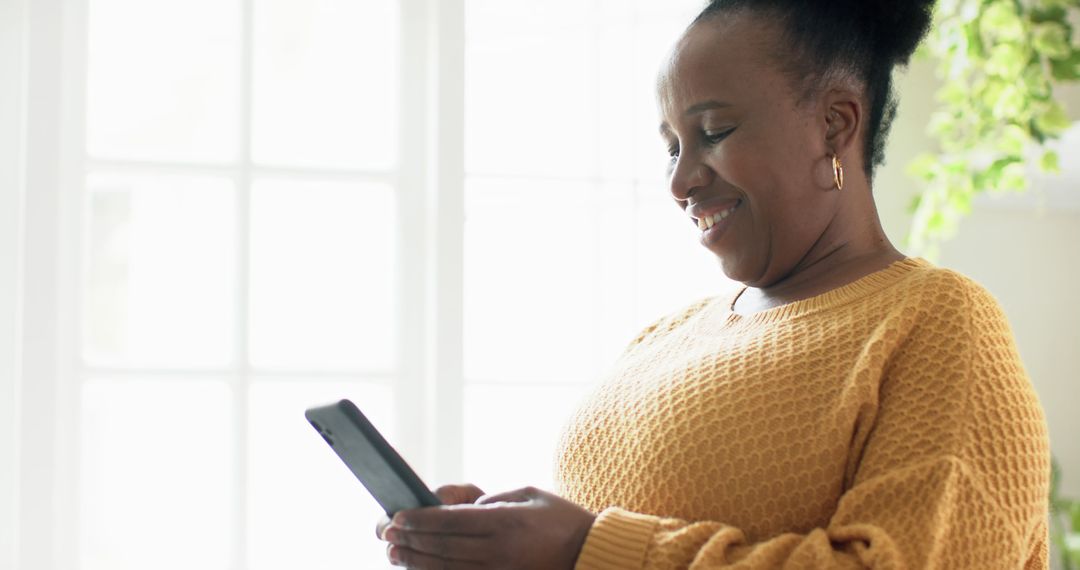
[{"xmin": 738, "ymin": 187, "xmax": 902, "ymax": 310}]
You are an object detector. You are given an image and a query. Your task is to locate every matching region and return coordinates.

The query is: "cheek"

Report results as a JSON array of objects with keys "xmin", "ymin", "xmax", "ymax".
[
  {"xmin": 710, "ymin": 133, "xmax": 784, "ymax": 227},
  {"xmin": 715, "ymin": 132, "xmax": 825, "ymax": 251}
]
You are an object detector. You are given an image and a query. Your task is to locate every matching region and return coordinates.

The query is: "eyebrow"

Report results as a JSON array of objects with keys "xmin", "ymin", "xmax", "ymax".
[
  {"xmin": 684, "ymin": 100, "xmax": 733, "ymax": 116},
  {"xmin": 659, "ymin": 100, "xmax": 734, "ymax": 134}
]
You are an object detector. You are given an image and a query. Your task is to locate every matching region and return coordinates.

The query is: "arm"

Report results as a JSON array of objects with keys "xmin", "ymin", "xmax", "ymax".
[{"xmin": 575, "ymin": 283, "xmax": 1051, "ymax": 570}]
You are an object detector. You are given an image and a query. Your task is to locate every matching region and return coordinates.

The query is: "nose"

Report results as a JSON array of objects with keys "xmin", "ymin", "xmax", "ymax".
[{"xmin": 668, "ymin": 152, "xmax": 714, "ymax": 203}]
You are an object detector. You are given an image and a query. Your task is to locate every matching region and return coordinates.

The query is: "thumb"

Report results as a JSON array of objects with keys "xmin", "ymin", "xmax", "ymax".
[
  {"xmin": 434, "ymin": 483, "xmax": 486, "ymax": 505},
  {"xmin": 476, "ymin": 485, "xmax": 543, "ymax": 505}
]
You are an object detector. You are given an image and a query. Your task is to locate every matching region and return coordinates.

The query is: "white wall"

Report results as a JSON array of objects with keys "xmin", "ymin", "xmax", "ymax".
[
  {"xmin": 878, "ymin": 59, "xmax": 1080, "ymax": 497},
  {"xmin": 0, "ymin": 0, "xmax": 27, "ymax": 567}
]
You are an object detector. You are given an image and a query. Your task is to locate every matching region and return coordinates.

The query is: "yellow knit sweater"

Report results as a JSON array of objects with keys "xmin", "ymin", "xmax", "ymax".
[{"xmin": 555, "ymin": 258, "xmax": 1051, "ymax": 570}]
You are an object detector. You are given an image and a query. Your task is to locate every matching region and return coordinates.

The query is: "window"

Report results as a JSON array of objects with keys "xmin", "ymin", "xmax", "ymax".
[
  {"xmin": 460, "ymin": 0, "xmax": 724, "ymax": 494},
  {"xmin": 54, "ymin": 1, "xmax": 732, "ymax": 568}
]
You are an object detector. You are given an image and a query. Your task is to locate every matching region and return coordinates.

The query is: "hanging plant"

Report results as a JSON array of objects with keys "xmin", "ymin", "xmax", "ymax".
[
  {"xmin": 906, "ymin": 0, "xmax": 1080, "ymax": 259},
  {"xmin": 1052, "ymin": 456, "xmax": 1080, "ymax": 569}
]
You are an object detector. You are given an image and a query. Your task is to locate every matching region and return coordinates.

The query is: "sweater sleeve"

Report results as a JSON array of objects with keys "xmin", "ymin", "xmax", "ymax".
[{"xmin": 573, "ymin": 279, "xmax": 1051, "ymax": 570}]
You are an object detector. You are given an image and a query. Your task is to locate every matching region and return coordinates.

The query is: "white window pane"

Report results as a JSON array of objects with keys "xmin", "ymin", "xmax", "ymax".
[
  {"xmin": 248, "ymin": 380, "xmax": 394, "ymax": 570},
  {"xmin": 592, "ymin": 182, "xmax": 640, "ymax": 366},
  {"xmin": 630, "ymin": 0, "xmax": 709, "ymax": 181},
  {"xmin": 634, "ymin": 186, "xmax": 733, "ymax": 324},
  {"xmin": 252, "ymin": 0, "xmax": 398, "ymax": 170},
  {"xmin": 80, "ymin": 378, "xmax": 233, "ymax": 570},
  {"xmin": 466, "ymin": 0, "xmax": 705, "ymax": 180},
  {"xmin": 463, "ymin": 383, "xmax": 593, "ymax": 494},
  {"xmin": 87, "ymin": 0, "xmax": 240, "ymax": 162},
  {"xmin": 464, "ymin": 178, "xmax": 600, "ymax": 383},
  {"xmin": 84, "ymin": 173, "xmax": 235, "ymax": 368},
  {"xmin": 249, "ymin": 180, "xmax": 396, "ymax": 372},
  {"xmin": 465, "ymin": 0, "xmax": 600, "ymax": 178}
]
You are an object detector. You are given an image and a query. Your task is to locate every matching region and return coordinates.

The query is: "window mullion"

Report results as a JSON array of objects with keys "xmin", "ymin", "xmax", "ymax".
[
  {"xmin": 0, "ymin": 0, "xmax": 28, "ymax": 567},
  {"xmin": 232, "ymin": 0, "xmax": 255, "ymax": 568},
  {"xmin": 395, "ymin": 0, "xmax": 432, "ymax": 476},
  {"xmin": 55, "ymin": 0, "xmax": 88, "ymax": 567},
  {"xmin": 426, "ymin": 0, "xmax": 467, "ymax": 485}
]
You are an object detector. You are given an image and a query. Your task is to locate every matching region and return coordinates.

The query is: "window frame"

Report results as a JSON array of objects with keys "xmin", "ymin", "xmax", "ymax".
[
  {"xmin": 1, "ymin": 0, "xmax": 29, "ymax": 567},
  {"xmin": 20, "ymin": 0, "xmax": 469, "ymax": 568}
]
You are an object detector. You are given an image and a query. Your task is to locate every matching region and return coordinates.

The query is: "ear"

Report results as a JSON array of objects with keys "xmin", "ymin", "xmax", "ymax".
[{"xmin": 821, "ymin": 88, "xmax": 863, "ymax": 162}]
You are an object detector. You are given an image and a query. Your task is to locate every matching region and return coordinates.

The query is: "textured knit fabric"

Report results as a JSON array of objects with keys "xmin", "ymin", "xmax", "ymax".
[{"xmin": 554, "ymin": 258, "xmax": 1051, "ymax": 570}]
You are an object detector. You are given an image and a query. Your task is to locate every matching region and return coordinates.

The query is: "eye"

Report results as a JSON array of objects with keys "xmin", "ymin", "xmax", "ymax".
[
  {"xmin": 704, "ymin": 128, "xmax": 736, "ymax": 145},
  {"xmin": 667, "ymin": 144, "xmax": 680, "ymax": 161}
]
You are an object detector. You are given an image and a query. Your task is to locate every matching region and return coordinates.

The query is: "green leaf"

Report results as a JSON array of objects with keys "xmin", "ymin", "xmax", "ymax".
[
  {"xmin": 1022, "ymin": 63, "xmax": 1052, "ymax": 100},
  {"xmin": 992, "ymin": 84, "xmax": 1027, "ymax": 119},
  {"xmin": 956, "ymin": 0, "xmax": 980, "ymax": 23},
  {"xmin": 907, "ymin": 154, "xmax": 942, "ymax": 181},
  {"xmin": 1033, "ymin": 22, "xmax": 1071, "ymax": 59},
  {"xmin": 936, "ymin": 81, "xmax": 969, "ymax": 105},
  {"xmin": 987, "ymin": 43, "xmax": 1028, "ymax": 77},
  {"xmin": 928, "ymin": 111, "xmax": 958, "ymax": 137},
  {"xmin": 1051, "ymin": 49, "xmax": 1080, "ymax": 81},
  {"xmin": 1000, "ymin": 162, "xmax": 1030, "ymax": 192},
  {"xmin": 981, "ymin": 3, "xmax": 1026, "ymax": 41},
  {"xmin": 1030, "ymin": 4, "xmax": 1069, "ymax": 22},
  {"xmin": 928, "ymin": 211, "xmax": 947, "ymax": 231},
  {"xmin": 975, "ymin": 155, "xmax": 1024, "ymax": 190},
  {"xmin": 963, "ymin": 22, "xmax": 984, "ymax": 59},
  {"xmin": 996, "ymin": 124, "xmax": 1030, "ymax": 155},
  {"xmin": 907, "ymin": 195, "xmax": 923, "ymax": 214},
  {"xmin": 1040, "ymin": 150, "xmax": 1062, "ymax": 173},
  {"xmin": 949, "ymin": 189, "xmax": 974, "ymax": 215},
  {"xmin": 944, "ymin": 158, "xmax": 970, "ymax": 175},
  {"xmin": 1035, "ymin": 100, "xmax": 1072, "ymax": 136}
]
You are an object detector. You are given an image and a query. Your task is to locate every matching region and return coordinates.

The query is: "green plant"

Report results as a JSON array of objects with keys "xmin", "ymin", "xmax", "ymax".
[
  {"xmin": 906, "ymin": 0, "xmax": 1080, "ymax": 259},
  {"xmin": 1052, "ymin": 456, "xmax": 1080, "ymax": 569}
]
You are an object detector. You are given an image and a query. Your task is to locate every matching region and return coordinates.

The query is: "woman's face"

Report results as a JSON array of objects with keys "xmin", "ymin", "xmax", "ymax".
[{"xmin": 658, "ymin": 13, "xmax": 844, "ymax": 287}]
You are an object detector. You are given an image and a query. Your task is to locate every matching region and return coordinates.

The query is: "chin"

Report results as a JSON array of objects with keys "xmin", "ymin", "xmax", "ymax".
[
  {"xmin": 715, "ymin": 252, "xmax": 750, "ymax": 285},
  {"xmin": 714, "ymin": 248, "xmax": 772, "ymax": 288}
]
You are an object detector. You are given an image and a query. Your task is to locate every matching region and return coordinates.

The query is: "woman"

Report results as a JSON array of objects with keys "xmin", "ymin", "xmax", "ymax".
[{"xmin": 378, "ymin": 0, "xmax": 1052, "ymax": 568}]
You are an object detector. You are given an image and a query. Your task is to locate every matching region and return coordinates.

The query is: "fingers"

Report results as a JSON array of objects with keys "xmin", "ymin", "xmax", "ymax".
[
  {"xmin": 434, "ymin": 483, "xmax": 486, "ymax": 505},
  {"xmin": 375, "ymin": 514, "xmax": 392, "ymax": 540},
  {"xmin": 392, "ymin": 504, "xmax": 502, "ymax": 535},
  {"xmin": 476, "ymin": 485, "xmax": 542, "ymax": 505},
  {"xmin": 385, "ymin": 528, "xmax": 490, "ymax": 562},
  {"xmin": 387, "ymin": 544, "xmax": 485, "ymax": 569}
]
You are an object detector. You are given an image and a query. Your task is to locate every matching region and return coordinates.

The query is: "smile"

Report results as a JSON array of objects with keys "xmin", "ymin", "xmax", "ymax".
[{"xmin": 695, "ymin": 200, "xmax": 741, "ymax": 231}]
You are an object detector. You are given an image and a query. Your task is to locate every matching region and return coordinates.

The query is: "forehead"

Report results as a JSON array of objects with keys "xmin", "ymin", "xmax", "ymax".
[{"xmin": 657, "ymin": 14, "xmax": 792, "ymax": 118}]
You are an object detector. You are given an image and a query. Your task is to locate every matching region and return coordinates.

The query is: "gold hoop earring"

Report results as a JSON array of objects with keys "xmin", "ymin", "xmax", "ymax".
[{"xmin": 832, "ymin": 155, "xmax": 844, "ymax": 191}]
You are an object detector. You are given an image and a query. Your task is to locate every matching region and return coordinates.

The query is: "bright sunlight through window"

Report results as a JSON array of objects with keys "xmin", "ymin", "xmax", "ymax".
[{"xmin": 74, "ymin": 1, "xmax": 730, "ymax": 568}]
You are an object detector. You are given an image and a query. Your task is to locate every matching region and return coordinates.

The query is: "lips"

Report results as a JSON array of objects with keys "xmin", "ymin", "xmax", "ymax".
[{"xmin": 688, "ymin": 198, "xmax": 742, "ymax": 231}]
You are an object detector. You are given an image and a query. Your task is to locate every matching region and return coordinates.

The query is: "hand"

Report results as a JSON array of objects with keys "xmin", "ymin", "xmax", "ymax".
[
  {"xmin": 377, "ymin": 486, "xmax": 596, "ymax": 569},
  {"xmin": 375, "ymin": 484, "xmax": 487, "ymax": 541}
]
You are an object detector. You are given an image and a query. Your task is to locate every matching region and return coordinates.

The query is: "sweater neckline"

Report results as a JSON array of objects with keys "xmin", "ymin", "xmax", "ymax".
[{"xmin": 723, "ymin": 257, "xmax": 931, "ymax": 325}]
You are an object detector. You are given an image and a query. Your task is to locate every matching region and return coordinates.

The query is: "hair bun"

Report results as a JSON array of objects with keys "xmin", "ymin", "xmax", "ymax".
[{"xmin": 861, "ymin": 0, "xmax": 936, "ymax": 65}]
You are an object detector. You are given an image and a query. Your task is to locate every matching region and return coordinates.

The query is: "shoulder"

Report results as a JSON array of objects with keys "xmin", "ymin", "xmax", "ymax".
[
  {"xmin": 894, "ymin": 261, "xmax": 1015, "ymax": 344},
  {"xmin": 898, "ymin": 262, "xmax": 1008, "ymax": 320}
]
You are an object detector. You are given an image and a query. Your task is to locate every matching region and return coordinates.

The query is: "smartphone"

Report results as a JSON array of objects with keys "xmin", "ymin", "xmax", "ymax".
[{"xmin": 305, "ymin": 399, "xmax": 441, "ymax": 516}]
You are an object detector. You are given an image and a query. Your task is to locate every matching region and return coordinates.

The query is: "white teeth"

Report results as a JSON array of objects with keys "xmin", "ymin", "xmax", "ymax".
[{"xmin": 696, "ymin": 202, "xmax": 740, "ymax": 232}]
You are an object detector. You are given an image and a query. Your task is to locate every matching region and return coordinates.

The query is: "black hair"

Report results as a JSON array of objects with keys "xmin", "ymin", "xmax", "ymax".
[{"xmin": 692, "ymin": 0, "xmax": 936, "ymax": 180}]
